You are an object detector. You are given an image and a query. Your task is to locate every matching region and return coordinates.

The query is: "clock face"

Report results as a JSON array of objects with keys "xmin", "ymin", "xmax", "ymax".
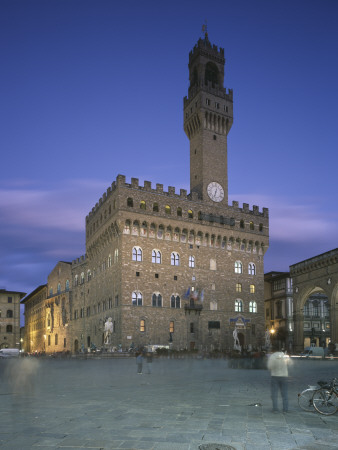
[{"xmin": 207, "ymin": 182, "xmax": 224, "ymax": 202}]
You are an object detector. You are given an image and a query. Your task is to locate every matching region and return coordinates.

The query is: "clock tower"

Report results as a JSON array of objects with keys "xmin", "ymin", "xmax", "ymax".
[{"xmin": 184, "ymin": 33, "xmax": 233, "ymax": 204}]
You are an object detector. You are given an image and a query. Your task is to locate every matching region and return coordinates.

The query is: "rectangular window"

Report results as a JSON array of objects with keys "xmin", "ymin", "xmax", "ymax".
[
  {"xmin": 190, "ymin": 323, "xmax": 194, "ymax": 333},
  {"xmin": 208, "ymin": 321, "xmax": 220, "ymax": 329},
  {"xmin": 140, "ymin": 320, "xmax": 145, "ymax": 332},
  {"xmin": 8, "ymin": 297, "xmax": 12, "ymax": 303},
  {"xmin": 169, "ymin": 321, "xmax": 174, "ymax": 333},
  {"xmin": 206, "ymin": 98, "xmax": 210, "ymax": 105},
  {"xmin": 236, "ymin": 283, "xmax": 242, "ymax": 293},
  {"xmin": 250, "ymin": 284, "xmax": 255, "ymax": 294},
  {"xmin": 64, "ymin": 338, "xmax": 67, "ymax": 348},
  {"xmin": 115, "ymin": 295, "xmax": 119, "ymax": 307}
]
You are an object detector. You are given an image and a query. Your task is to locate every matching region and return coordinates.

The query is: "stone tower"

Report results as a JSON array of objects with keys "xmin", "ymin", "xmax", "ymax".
[{"xmin": 184, "ymin": 32, "xmax": 233, "ymax": 204}]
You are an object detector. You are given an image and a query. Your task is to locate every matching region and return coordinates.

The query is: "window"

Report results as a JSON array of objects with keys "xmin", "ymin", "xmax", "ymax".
[
  {"xmin": 65, "ymin": 279, "xmax": 69, "ymax": 291},
  {"xmin": 132, "ymin": 246, "xmax": 143, "ymax": 261},
  {"xmin": 55, "ymin": 334, "xmax": 58, "ymax": 345},
  {"xmin": 249, "ymin": 221, "xmax": 254, "ymax": 230},
  {"xmin": 6, "ymin": 325, "xmax": 13, "ymax": 333},
  {"xmin": 7, "ymin": 297, "xmax": 12, "ymax": 303},
  {"xmin": 74, "ymin": 275, "xmax": 79, "ymax": 286},
  {"xmin": 169, "ymin": 321, "xmax": 174, "ymax": 333},
  {"xmin": 210, "ymin": 259, "xmax": 216, "ymax": 270},
  {"xmin": 171, "ymin": 252, "xmax": 180, "ymax": 266},
  {"xmin": 250, "ymin": 284, "xmax": 255, "ymax": 294},
  {"xmin": 140, "ymin": 320, "xmax": 145, "ymax": 332},
  {"xmin": 165, "ymin": 205, "xmax": 171, "ymax": 214},
  {"xmin": 152, "ymin": 250, "xmax": 161, "ymax": 264},
  {"xmin": 49, "ymin": 287, "xmax": 53, "ymax": 296},
  {"xmin": 140, "ymin": 201, "xmax": 146, "ymax": 210},
  {"xmin": 189, "ymin": 255, "xmax": 195, "ymax": 268},
  {"xmin": 188, "ymin": 209, "xmax": 193, "ymax": 219},
  {"xmin": 259, "ymin": 223, "xmax": 263, "ymax": 232},
  {"xmin": 236, "ymin": 283, "xmax": 242, "ymax": 293},
  {"xmin": 248, "ymin": 263, "xmax": 256, "ymax": 275},
  {"xmin": 235, "ymin": 299, "xmax": 243, "ymax": 312},
  {"xmin": 108, "ymin": 255, "xmax": 112, "ymax": 267},
  {"xmin": 153, "ymin": 203, "xmax": 159, "ymax": 212},
  {"xmin": 114, "ymin": 249, "xmax": 119, "ymax": 263},
  {"xmin": 132, "ymin": 291, "xmax": 143, "ymax": 306},
  {"xmin": 249, "ymin": 301, "xmax": 257, "ymax": 313},
  {"xmin": 6, "ymin": 310, "xmax": 13, "ymax": 318},
  {"xmin": 48, "ymin": 335, "xmax": 51, "ymax": 346},
  {"xmin": 80, "ymin": 272, "xmax": 85, "ymax": 284},
  {"xmin": 57, "ymin": 283, "xmax": 61, "ymax": 294},
  {"xmin": 152, "ymin": 293, "xmax": 162, "ymax": 307},
  {"xmin": 190, "ymin": 323, "xmax": 194, "ymax": 333},
  {"xmin": 177, "ymin": 207, "xmax": 182, "ymax": 217},
  {"xmin": 235, "ymin": 261, "xmax": 242, "ymax": 274},
  {"xmin": 127, "ymin": 197, "xmax": 133, "ymax": 207},
  {"xmin": 240, "ymin": 220, "xmax": 245, "ymax": 229},
  {"xmin": 171, "ymin": 295, "xmax": 181, "ymax": 308}
]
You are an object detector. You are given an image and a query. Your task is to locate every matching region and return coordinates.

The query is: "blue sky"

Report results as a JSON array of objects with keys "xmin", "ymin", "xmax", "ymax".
[{"xmin": 1, "ymin": 0, "xmax": 338, "ymax": 303}]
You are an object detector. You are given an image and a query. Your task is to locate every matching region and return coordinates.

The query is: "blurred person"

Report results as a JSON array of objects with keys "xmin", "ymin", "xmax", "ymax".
[
  {"xmin": 136, "ymin": 352, "xmax": 143, "ymax": 374},
  {"xmin": 267, "ymin": 348, "xmax": 290, "ymax": 413}
]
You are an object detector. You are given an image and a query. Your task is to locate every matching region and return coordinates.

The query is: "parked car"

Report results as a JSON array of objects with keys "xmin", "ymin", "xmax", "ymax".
[{"xmin": 0, "ymin": 348, "xmax": 20, "ymax": 358}]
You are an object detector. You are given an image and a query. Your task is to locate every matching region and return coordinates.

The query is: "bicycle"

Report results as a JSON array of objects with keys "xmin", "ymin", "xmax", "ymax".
[
  {"xmin": 312, "ymin": 378, "xmax": 338, "ymax": 416},
  {"xmin": 298, "ymin": 380, "xmax": 327, "ymax": 412}
]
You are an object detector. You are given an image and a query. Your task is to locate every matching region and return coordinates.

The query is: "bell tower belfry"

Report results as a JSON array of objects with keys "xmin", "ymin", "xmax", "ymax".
[{"xmin": 184, "ymin": 33, "xmax": 233, "ymax": 204}]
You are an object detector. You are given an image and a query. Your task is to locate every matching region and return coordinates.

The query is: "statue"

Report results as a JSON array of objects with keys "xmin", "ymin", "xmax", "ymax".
[
  {"xmin": 104, "ymin": 317, "xmax": 113, "ymax": 345},
  {"xmin": 233, "ymin": 327, "xmax": 241, "ymax": 351}
]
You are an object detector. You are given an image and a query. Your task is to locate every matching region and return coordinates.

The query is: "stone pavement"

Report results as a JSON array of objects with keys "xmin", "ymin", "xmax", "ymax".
[{"xmin": 0, "ymin": 357, "xmax": 337, "ymax": 450}]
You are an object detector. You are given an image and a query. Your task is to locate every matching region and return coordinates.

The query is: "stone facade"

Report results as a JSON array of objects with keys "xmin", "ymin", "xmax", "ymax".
[
  {"xmin": 22, "ymin": 33, "xmax": 270, "ymax": 354},
  {"xmin": 290, "ymin": 248, "xmax": 338, "ymax": 353},
  {"xmin": 0, "ymin": 289, "xmax": 26, "ymax": 349}
]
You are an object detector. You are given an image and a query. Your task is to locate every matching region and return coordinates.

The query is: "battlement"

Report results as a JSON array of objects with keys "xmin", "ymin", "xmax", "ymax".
[
  {"xmin": 72, "ymin": 255, "xmax": 86, "ymax": 267},
  {"xmin": 189, "ymin": 36, "xmax": 225, "ymax": 64},
  {"xmin": 86, "ymin": 175, "xmax": 268, "ymax": 220}
]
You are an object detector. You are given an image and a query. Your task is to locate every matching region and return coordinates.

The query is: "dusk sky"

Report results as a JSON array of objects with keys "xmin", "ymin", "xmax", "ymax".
[{"xmin": 1, "ymin": 0, "xmax": 338, "ymax": 305}]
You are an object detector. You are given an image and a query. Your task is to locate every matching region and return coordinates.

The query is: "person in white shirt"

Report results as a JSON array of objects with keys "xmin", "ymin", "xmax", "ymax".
[{"xmin": 267, "ymin": 348, "xmax": 289, "ymax": 413}]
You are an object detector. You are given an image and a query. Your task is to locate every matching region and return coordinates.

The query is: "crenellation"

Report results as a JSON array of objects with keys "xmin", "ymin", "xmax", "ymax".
[
  {"xmin": 180, "ymin": 189, "xmax": 187, "ymax": 198},
  {"xmin": 131, "ymin": 177, "xmax": 139, "ymax": 188},
  {"xmin": 144, "ymin": 181, "xmax": 152, "ymax": 190},
  {"xmin": 168, "ymin": 186, "xmax": 175, "ymax": 195},
  {"xmin": 156, "ymin": 183, "xmax": 163, "ymax": 193}
]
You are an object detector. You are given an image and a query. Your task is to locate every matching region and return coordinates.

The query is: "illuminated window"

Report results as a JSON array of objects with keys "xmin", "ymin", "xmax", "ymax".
[
  {"xmin": 171, "ymin": 252, "xmax": 180, "ymax": 266},
  {"xmin": 250, "ymin": 221, "xmax": 254, "ymax": 230},
  {"xmin": 248, "ymin": 263, "xmax": 256, "ymax": 275},
  {"xmin": 152, "ymin": 250, "xmax": 161, "ymax": 264},
  {"xmin": 165, "ymin": 205, "xmax": 171, "ymax": 214},
  {"xmin": 236, "ymin": 283, "xmax": 242, "ymax": 292},
  {"xmin": 188, "ymin": 209, "xmax": 193, "ymax": 219},
  {"xmin": 170, "ymin": 321, "xmax": 174, "ymax": 333},
  {"xmin": 235, "ymin": 299, "xmax": 243, "ymax": 312},
  {"xmin": 132, "ymin": 291, "xmax": 143, "ymax": 306},
  {"xmin": 132, "ymin": 246, "xmax": 143, "ymax": 261},
  {"xmin": 235, "ymin": 261, "xmax": 242, "ymax": 274},
  {"xmin": 140, "ymin": 320, "xmax": 145, "ymax": 332},
  {"xmin": 250, "ymin": 284, "xmax": 255, "ymax": 294},
  {"xmin": 189, "ymin": 255, "xmax": 195, "ymax": 268},
  {"xmin": 249, "ymin": 301, "xmax": 257, "ymax": 313}
]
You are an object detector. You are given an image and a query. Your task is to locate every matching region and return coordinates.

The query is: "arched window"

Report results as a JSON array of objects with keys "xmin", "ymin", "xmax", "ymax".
[
  {"xmin": 6, "ymin": 325, "xmax": 12, "ymax": 333},
  {"xmin": 249, "ymin": 301, "xmax": 257, "ymax": 313},
  {"xmin": 152, "ymin": 293, "xmax": 162, "ymax": 307},
  {"xmin": 259, "ymin": 223, "xmax": 263, "ymax": 232},
  {"xmin": 114, "ymin": 249, "xmax": 119, "ymax": 263},
  {"xmin": 240, "ymin": 220, "xmax": 245, "ymax": 229},
  {"xmin": 55, "ymin": 334, "xmax": 58, "ymax": 345},
  {"xmin": 132, "ymin": 291, "xmax": 143, "ymax": 306},
  {"xmin": 153, "ymin": 203, "xmax": 159, "ymax": 212},
  {"xmin": 236, "ymin": 283, "xmax": 242, "ymax": 292},
  {"xmin": 171, "ymin": 252, "xmax": 180, "ymax": 266},
  {"xmin": 6, "ymin": 310, "xmax": 13, "ymax": 318},
  {"xmin": 57, "ymin": 283, "xmax": 61, "ymax": 294},
  {"xmin": 65, "ymin": 279, "xmax": 70, "ymax": 291},
  {"xmin": 235, "ymin": 261, "xmax": 242, "ymax": 274},
  {"xmin": 235, "ymin": 299, "xmax": 243, "ymax": 312},
  {"xmin": 132, "ymin": 246, "xmax": 143, "ymax": 262},
  {"xmin": 140, "ymin": 320, "xmax": 145, "ymax": 332},
  {"xmin": 152, "ymin": 250, "xmax": 161, "ymax": 264},
  {"xmin": 250, "ymin": 284, "xmax": 255, "ymax": 294},
  {"xmin": 80, "ymin": 272, "xmax": 85, "ymax": 284},
  {"xmin": 188, "ymin": 209, "xmax": 193, "ymax": 219},
  {"xmin": 87, "ymin": 270, "xmax": 92, "ymax": 281},
  {"xmin": 249, "ymin": 221, "xmax": 254, "ymax": 230},
  {"xmin": 177, "ymin": 207, "xmax": 182, "ymax": 217},
  {"xmin": 205, "ymin": 62, "xmax": 219, "ymax": 87},
  {"xmin": 140, "ymin": 201, "xmax": 146, "ymax": 210},
  {"xmin": 171, "ymin": 295, "xmax": 181, "ymax": 308},
  {"xmin": 165, "ymin": 205, "xmax": 171, "ymax": 214},
  {"xmin": 108, "ymin": 254, "xmax": 112, "ymax": 267},
  {"xmin": 248, "ymin": 263, "xmax": 256, "ymax": 275},
  {"xmin": 189, "ymin": 255, "xmax": 195, "ymax": 268},
  {"xmin": 127, "ymin": 197, "xmax": 133, "ymax": 207}
]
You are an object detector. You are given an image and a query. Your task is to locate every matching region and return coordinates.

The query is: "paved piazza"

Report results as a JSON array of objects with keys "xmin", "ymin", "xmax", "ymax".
[{"xmin": 0, "ymin": 356, "xmax": 337, "ymax": 449}]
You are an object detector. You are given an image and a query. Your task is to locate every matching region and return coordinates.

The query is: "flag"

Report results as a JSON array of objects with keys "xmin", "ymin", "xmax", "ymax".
[
  {"xmin": 184, "ymin": 287, "xmax": 190, "ymax": 299},
  {"xmin": 200, "ymin": 290, "xmax": 204, "ymax": 302}
]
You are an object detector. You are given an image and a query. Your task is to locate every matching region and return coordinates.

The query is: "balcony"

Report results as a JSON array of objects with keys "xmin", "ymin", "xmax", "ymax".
[{"xmin": 184, "ymin": 302, "xmax": 203, "ymax": 315}]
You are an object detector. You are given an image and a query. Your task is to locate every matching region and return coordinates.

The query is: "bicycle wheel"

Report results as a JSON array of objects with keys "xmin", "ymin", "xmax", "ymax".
[
  {"xmin": 298, "ymin": 389, "xmax": 315, "ymax": 411},
  {"xmin": 312, "ymin": 389, "xmax": 338, "ymax": 415}
]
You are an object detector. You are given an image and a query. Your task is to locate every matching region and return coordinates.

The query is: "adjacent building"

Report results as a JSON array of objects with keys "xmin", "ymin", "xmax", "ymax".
[{"xmin": 0, "ymin": 289, "xmax": 26, "ymax": 349}]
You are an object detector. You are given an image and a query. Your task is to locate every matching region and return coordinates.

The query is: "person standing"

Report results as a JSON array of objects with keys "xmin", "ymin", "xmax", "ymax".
[
  {"xmin": 136, "ymin": 352, "xmax": 143, "ymax": 374},
  {"xmin": 267, "ymin": 348, "xmax": 289, "ymax": 413}
]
